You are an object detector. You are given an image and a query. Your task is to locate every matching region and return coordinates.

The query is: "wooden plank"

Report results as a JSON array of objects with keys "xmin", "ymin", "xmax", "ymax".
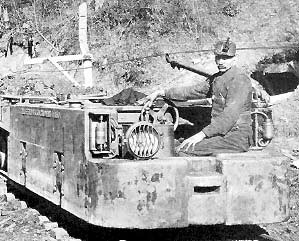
[
  {"xmin": 24, "ymin": 54, "xmax": 85, "ymax": 65},
  {"xmin": 23, "ymin": 3, "xmax": 93, "ymax": 87}
]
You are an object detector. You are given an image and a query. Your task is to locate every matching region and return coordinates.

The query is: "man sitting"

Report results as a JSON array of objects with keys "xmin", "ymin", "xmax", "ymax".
[{"xmin": 143, "ymin": 38, "xmax": 253, "ymax": 156}]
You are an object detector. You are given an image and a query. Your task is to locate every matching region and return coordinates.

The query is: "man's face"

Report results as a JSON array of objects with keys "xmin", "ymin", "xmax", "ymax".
[{"xmin": 215, "ymin": 55, "xmax": 235, "ymax": 72}]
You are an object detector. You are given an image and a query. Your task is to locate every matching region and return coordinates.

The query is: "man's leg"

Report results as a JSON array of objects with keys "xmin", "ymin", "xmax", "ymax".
[{"xmin": 178, "ymin": 129, "xmax": 251, "ymax": 156}]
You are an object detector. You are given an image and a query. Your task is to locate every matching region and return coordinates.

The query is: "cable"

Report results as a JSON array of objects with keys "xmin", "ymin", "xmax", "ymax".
[
  {"xmin": 0, "ymin": 42, "xmax": 298, "ymax": 76},
  {"xmin": 9, "ymin": 65, "xmax": 93, "ymax": 75},
  {"xmin": 97, "ymin": 43, "xmax": 299, "ymax": 66}
]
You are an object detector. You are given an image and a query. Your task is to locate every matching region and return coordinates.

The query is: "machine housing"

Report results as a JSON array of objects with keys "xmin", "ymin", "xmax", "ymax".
[{"xmin": 0, "ymin": 95, "xmax": 289, "ymax": 228}]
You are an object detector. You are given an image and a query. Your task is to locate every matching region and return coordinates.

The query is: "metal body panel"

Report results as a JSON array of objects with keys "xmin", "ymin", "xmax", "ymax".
[
  {"xmin": 186, "ymin": 173, "xmax": 226, "ymax": 225},
  {"xmin": 60, "ymin": 108, "xmax": 88, "ymax": 220},
  {"xmin": 87, "ymin": 158, "xmax": 189, "ymax": 228},
  {"xmin": 218, "ymin": 152, "xmax": 289, "ymax": 225},
  {"xmin": 1, "ymin": 101, "xmax": 289, "ymax": 229},
  {"xmin": 8, "ymin": 105, "xmax": 88, "ymax": 219},
  {"xmin": 85, "ymin": 154, "xmax": 289, "ymax": 228}
]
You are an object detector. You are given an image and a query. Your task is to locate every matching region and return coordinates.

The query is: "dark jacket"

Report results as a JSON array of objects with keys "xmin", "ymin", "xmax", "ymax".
[{"xmin": 165, "ymin": 66, "xmax": 252, "ymax": 138}]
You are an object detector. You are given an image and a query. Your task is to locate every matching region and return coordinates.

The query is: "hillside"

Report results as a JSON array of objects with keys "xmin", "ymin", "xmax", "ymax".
[
  {"xmin": 0, "ymin": 0, "xmax": 298, "ymax": 136},
  {"xmin": 0, "ymin": 0, "xmax": 298, "ymax": 139},
  {"xmin": 0, "ymin": 0, "xmax": 298, "ymax": 95}
]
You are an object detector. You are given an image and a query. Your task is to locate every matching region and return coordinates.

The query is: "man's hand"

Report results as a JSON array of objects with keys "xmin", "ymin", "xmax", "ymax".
[
  {"xmin": 251, "ymin": 79, "xmax": 270, "ymax": 104},
  {"xmin": 176, "ymin": 131, "xmax": 206, "ymax": 152},
  {"xmin": 257, "ymin": 89, "xmax": 270, "ymax": 103},
  {"xmin": 141, "ymin": 89, "xmax": 165, "ymax": 110}
]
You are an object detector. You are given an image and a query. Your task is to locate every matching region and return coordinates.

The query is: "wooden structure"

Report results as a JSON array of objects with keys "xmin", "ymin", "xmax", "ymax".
[{"xmin": 25, "ymin": 2, "xmax": 93, "ymax": 88}]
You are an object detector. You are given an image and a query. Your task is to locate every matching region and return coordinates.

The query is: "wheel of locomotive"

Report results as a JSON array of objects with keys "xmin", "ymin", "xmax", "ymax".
[{"xmin": 126, "ymin": 121, "xmax": 161, "ymax": 159}]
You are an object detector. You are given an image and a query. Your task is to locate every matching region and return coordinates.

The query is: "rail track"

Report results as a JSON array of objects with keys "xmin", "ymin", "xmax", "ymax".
[{"xmin": 0, "ymin": 171, "xmax": 282, "ymax": 241}]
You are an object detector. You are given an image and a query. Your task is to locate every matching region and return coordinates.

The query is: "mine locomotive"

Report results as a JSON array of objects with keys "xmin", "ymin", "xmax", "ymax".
[{"xmin": 0, "ymin": 92, "xmax": 289, "ymax": 229}]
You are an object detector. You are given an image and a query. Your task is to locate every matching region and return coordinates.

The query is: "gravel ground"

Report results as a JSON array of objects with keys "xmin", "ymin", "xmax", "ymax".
[{"xmin": 0, "ymin": 197, "xmax": 60, "ymax": 241}]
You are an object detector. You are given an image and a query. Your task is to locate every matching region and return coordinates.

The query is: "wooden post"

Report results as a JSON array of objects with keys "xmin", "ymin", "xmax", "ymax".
[
  {"xmin": 24, "ymin": 2, "xmax": 93, "ymax": 88},
  {"xmin": 3, "ymin": 7, "xmax": 9, "ymax": 29},
  {"xmin": 79, "ymin": 3, "xmax": 93, "ymax": 88}
]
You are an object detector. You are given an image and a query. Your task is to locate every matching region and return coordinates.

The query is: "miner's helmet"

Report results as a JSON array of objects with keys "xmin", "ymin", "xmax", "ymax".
[{"xmin": 214, "ymin": 38, "xmax": 236, "ymax": 57}]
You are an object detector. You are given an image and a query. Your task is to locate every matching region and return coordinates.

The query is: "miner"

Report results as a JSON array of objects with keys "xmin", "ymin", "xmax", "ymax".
[{"xmin": 143, "ymin": 38, "xmax": 253, "ymax": 156}]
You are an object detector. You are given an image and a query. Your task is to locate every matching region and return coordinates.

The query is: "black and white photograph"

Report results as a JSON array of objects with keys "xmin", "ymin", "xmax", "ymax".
[{"xmin": 0, "ymin": 0, "xmax": 298, "ymax": 240}]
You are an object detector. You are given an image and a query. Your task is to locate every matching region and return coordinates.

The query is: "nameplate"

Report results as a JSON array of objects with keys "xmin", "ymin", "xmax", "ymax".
[{"xmin": 21, "ymin": 108, "xmax": 61, "ymax": 119}]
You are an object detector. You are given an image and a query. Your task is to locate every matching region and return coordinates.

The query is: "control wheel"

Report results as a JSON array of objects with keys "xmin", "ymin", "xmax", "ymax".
[{"xmin": 140, "ymin": 101, "xmax": 179, "ymax": 131}]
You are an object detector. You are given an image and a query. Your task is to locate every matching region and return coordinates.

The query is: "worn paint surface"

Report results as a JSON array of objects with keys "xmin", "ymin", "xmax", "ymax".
[
  {"xmin": 4, "ymin": 103, "xmax": 289, "ymax": 229},
  {"xmin": 218, "ymin": 152, "xmax": 289, "ymax": 225},
  {"xmin": 186, "ymin": 173, "xmax": 226, "ymax": 225},
  {"xmin": 8, "ymin": 104, "xmax": 88, "ymax": 220},
  {"xmin": 87, "ymin": 158, "xmax": 189, "ymax": 228},
  {"xmin": 86, "ymin": 153, "xmax": 289, "ymax": 228}
]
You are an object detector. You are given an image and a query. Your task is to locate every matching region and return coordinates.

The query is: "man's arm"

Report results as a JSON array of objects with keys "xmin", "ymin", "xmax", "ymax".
[
  {"xmin": 142, "ymin": 89, "xmax": 165, "ymax": 110},
  {"xmin": 165, "ymin": 81, "xmax": 210, "ymax": 101},
  {"xmin": 142, "ymin": 80, "xmax": 210, "ymax": 109}
]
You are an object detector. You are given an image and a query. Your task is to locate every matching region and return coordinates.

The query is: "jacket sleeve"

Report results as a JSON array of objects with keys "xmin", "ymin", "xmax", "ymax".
[
  {"xmin": 202, "ymin": 74, "xmax": 252, "ymax": 137},
  {"xmin": 164, "ymin": 81, "xmax": 210, "ymax": 100}
]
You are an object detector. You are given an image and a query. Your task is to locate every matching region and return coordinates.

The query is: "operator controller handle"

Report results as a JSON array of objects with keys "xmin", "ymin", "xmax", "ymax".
[{"xmin": 165, "ymin": 53, "xmax": 212, "ymax": 78}]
